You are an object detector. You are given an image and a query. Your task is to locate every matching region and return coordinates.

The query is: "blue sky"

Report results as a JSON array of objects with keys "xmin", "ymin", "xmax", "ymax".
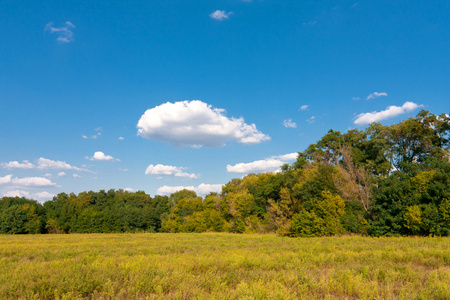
[{"xmin": 1, "ymin": 0, "xmax": 449, "ymax": 201}]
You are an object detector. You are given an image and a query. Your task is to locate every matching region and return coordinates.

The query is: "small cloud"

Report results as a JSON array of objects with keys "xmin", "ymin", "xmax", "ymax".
[
  {"xmin": 157, "ymin": 183, "xmax": 223, "ymax": 196},
  {"xmin": 354, "ymin": 101, "xmax": 423, "ymax": 125},
  {"xmin": 209, "ymin": 10, "xmax": 233, "ymax": 21},
  {"xmin": 73, "ymin": 174, "xmax": 81, "ymax": 178},
  {"xmin": 300, "ymin": 105, "xmax": 309, "ymax": 111},
  {"xmin": 118, "ymin": 137, "xmax": 124, "ymax": 140},
  {"xmin": 283, "ymin": 119, "xmax": 297, "ymax": 128},
  {"xmin": 33, "ymin": 191, "xmax": 56, "ymax": 202},
  {"xmin": 1, "ymin": 190, "xmax": 55, "ymax": 202},
  {"xmin": 119, "ymin": 168, "xmax": 128, "ymax": 172},
  {"xmin": 227, "ymin": 152, "xmax": 298, "ymax": 174},
  {"xmin": 1, "ymin": 160, "xmax": 34, "ymax": 169},
  {"xmin": 86, "ymin": 151, "xmax": 120, "ymax": 161},
  {"xmin": 45, "ymin": 21, "xmax": 75, "ymax": 43},
  {"xmin": 44, "ymin": 173, "xmax": 52, "ymax": 178},
  {"xmin": 124, "ymin": 188, "xmax": 134, "ymax": 192},
  {"xmin": 307, "ymin": 116, "xmax": 316, "ymax": 124},
  {"xmin": 58, "ymin": 172, "xmax": 66, "ymax": 177},
  {"xmin": 1, "ymin": 176, "xmax": 57, "ymax": 187},
  {"xmin": 1, "ymin": 158, "xmax": 89, "ymax": 172},
  {"xmin": 145, "ymin": 164, "xmax": 198, "ymax": 179},
  {"xmin": 366, "ymin": 92, "xmax": 388, "ymax": 100},
  {"xmin": 352, "ymin": 97, "xmax": 360, "ymax": 101}
]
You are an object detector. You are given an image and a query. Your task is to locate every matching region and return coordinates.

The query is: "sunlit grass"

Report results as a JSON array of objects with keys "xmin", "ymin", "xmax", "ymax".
[{"xmin": 0, "ymin": 233, "xmax": 449, "ymax": 299}]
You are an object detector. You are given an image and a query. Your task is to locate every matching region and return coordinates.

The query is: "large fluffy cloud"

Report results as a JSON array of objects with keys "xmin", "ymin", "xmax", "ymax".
[
  {"xmin": 227, "ymin": 152, "xmax": 298, "ymax": 174},
  {"xmin": 145, "ymin": 164, "xmax": 198, "ymax": 179},
  {"xmin": 157, "ymin": 183, "xmax": 223, "ymax": 196},
  {"xmin": 354, "ymin": 101, "xmax": 423, "ymax": 125},
  {"xmin": 137, "ymin": 100, "xmax": 270, "ymax": 148}
]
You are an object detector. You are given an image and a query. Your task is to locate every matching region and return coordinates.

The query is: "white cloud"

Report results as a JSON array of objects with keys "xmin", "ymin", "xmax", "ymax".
[
  {"xmin": 57, "ymin": 172, "xmax": 66, "ymax": 177},
  {"xmin": 352, "ymin": 97, "xmax": 360, "ymax": 101},
  {"xmin": 0, "ymin": 160, "xmax": 34, "ymax": 169},
  {"xmin": 300, "ymin": 105, "xmax": 309, "ymax": 111},
  {"xmin": 0, "ymin": 174, "xmax": 12, "ymax": 184},
  {"xmin": 36, "ymin": 158, "xmax": 82, "ymax": 170},
  {"xmin": 209, "ymin": 10, "xmax": 233, "ymax": 21},
  {"xmin": 137, "ymin": 100, "xmax": 270, "ymax": 148},
  {"xmin": 366, "ymin": 92, "xmax": 387, "ymax": 100},
  {"xmin": 1, "ymin": 175, "xmax": 56, "ymax": 187},
  {"xmin": 227, "ymin": 152, "xmax": 298, "ymax": 174},
  {"xmin": 86, "ymin": 151, "xmax": 119, "ymax": 161},
  {"xmin": 1, "ymin": 157, "xmax": 88, "ymax": 172},
  {"xmin": 2, "ymin": 190, "xmax": 55, "ymax": 202},
  {"xmin": 33, "ymin": 191, "xmax": 56, "ymax": 202},
  {"xmin": 3, "ymin": 190, "xmax": 30, "ymax": 198},
  {"xmin": 124, "ymin": 188, "xmax": 134, "ymax": 192},
  {"xmin": 354, "ymin": 101, "xmax": 423, "ymax": 125},
  {"xmin": 307, "ymin": 116, "xmax": 316, "ymax": 124},
  {"xmin": 157, "ymin": 183, "xmax": 223, "ymax": 196},
  {"xmin": 11, "ymin": 177, "xmax": 57, "ymax": 187},
  {"xmin": 283, "ymin": 119, "xmax": 297, "ymax": 128},
  {"xmin": 73, "ymin": 174, "xmax": 81, "ymax": 178},
  {"xmin": 45, "ymin": 21, "xmax": 75, "ymax": 43},
  {"xmin": 145, "ymin": 164, "xmax": 198, "ymax": 179},
  {"xmin": 118, "ymin": 137, "xmax": 124, "ymax": 140}
]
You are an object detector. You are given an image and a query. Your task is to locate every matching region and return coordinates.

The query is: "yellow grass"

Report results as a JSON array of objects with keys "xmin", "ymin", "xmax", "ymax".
[{"xmin": 0, "ymin": 233, "xmax": 449, "ymax": 299}]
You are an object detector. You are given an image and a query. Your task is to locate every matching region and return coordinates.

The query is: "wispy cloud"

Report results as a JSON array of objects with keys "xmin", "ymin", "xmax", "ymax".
[
  {"xmin": 300, "ymin": 105, "xmax": 309, "ymax": 111},
  {"xmin": 1, "ymin": 157, "xmax": 90, "ymax": 172},
  {"xmin": 283, "ymin": 119, "xmax": 297, "ymax": 128},
  {"xmin": 209, "ymin": 10, "xmax": 233, "ymax": 21},
  {"xmin": 45, "ymin": 21, "xmax": 75, "ymax": 43},
  {"xmin": 307, "ymin": 116, "xmax": 316, "ymax": 124},
  {"xmin": 352, "ymin": 97, "xmax": 360, "ymax": 101},
  {"xmin": 302, "ymin": 21, "xmax": 317, "ymax": 26},
  {"xmin": 227, "ymin": 153, "xmax": 298, "ymax": 174},
  {"xmin": 354, "ymin": 101, "xmax": 423, "ymax": 125},
  {"xmin": 83, "ymin": 127, "xmax": 102, "ymax": 140},
  {"xmin": 366, "ymin": 92, "xmax": 387, "ymax": 100},
  {"xmin": 145, "ymin": 164, "xmax": 198, "ymax": 179}
]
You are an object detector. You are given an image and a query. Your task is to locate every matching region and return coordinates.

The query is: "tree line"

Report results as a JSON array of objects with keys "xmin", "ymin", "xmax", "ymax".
[{"xmin": 1, "ymin": 110, "xmax": 449, "ymax": 236}]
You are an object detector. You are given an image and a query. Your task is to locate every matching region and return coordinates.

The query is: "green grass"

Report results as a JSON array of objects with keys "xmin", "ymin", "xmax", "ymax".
[{"xmin": 0, "ymin": 233, "xmax": 449, "ymax": 299}]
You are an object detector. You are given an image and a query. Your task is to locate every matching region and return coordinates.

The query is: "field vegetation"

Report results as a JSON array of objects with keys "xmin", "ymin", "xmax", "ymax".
[{"xmin": 1, "ymin": 233, "xmax": 449, "ymax": 299}]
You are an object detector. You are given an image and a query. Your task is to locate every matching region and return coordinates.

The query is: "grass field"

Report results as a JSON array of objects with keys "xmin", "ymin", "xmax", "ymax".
[{"xmin": 0, "ymin": 233, "xmax": 449, "ymax": 299}]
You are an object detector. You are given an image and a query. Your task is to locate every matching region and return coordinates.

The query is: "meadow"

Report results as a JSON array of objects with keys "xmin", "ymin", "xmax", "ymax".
[{"xmin": 0, "ymin": 233, "xmax": 449, "ymax": 299}]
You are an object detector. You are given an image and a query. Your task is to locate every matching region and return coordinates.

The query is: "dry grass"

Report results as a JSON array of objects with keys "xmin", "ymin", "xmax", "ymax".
[{"xmin": 0, "ymin": 233, "xmax": 449, "ymax": 299}]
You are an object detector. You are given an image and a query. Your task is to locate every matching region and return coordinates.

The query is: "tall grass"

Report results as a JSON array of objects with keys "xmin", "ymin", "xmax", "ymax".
[{"xmin": 0, "ymin": 233, "xmax": 449, "ymax": 299}]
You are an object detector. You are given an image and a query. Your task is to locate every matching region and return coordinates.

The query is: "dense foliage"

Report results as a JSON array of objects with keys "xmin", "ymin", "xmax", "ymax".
[{"xmin": 1, "ymin": 110, "xmax": 449, "ymax": 236}]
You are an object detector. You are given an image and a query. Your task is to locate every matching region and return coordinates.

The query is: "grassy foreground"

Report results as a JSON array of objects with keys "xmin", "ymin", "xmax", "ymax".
[{"xmin": 0, "ymin": 233, "xmax": 449, "ymax": 299}]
